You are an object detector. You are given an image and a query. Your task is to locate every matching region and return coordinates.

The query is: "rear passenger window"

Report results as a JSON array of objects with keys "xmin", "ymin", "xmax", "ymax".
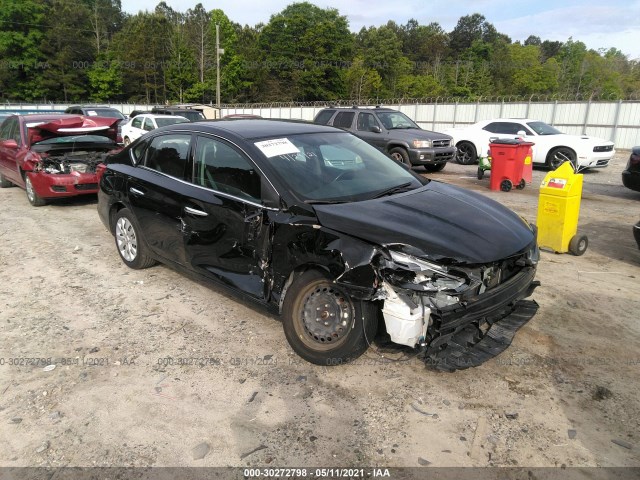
[
  {"xmin": 314, "ymin": 109, "xmax": 335, "ymax": 125},
  {"xmin": 333, "ymin": 112, "xmax": 355, "ymax": 128},
  {"xmin": 132, "ymin": 117, "xmax": 143, "ymax": 129},
  {"xmin": 144, "ymin": 134, "xmax": 191, "ymax": 179}
]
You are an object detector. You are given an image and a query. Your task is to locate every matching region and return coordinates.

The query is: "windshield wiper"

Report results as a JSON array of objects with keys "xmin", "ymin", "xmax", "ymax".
[
  {"xmin": 304, "ymin": 199, "xmax": 348, "ymax": 205},
  {"xmin": 372, "ymin": 182, "xmax": 415, "ymax": 199}
]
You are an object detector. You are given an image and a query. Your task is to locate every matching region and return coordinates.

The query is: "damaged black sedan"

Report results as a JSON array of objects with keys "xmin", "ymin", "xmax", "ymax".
[{"xmin": 98, "ymin": 120, "xmax": 539, "ymax": 370}]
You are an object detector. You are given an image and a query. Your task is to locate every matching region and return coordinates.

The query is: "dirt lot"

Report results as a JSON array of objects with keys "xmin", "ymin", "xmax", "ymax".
[{"xmin": 1, "ymin": 151, "xmax": 639, "ymax": 472}]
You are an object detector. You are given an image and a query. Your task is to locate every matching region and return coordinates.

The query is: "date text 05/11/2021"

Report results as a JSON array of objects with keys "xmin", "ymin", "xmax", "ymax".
[{"xmin": 243, "ymin": 468, "xmax": 391, "ymax": 478}]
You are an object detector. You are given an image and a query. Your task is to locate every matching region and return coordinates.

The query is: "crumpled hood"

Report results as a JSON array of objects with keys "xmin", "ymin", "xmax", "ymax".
[
  {"xmin": 28, "ymin": 116, "xmax": 119, "ymax": 145},
  {"xmin": 313, "ymin": 181, "xmax": 535, "ymax": 264}
]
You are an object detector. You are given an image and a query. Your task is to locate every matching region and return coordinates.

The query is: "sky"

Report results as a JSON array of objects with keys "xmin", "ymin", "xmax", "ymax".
[{"xmin": 120, "ymin": 0, "xmax": 640, "ymax": 60}]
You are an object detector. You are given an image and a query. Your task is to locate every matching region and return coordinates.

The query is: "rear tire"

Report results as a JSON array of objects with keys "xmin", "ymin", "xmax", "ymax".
[
  {"xmin": 388, "ymin": 147, "xmax": 412, "ymax": 167},
  {"xmin": 113, "ymin": 208, "xmax": 156, "ymax": 269},
  {"xmin": 0, "ymin": 172, "xmax": 13, "ymax": 188},
  {"xmin": 455, "ymin": 142, "xmax": 477, "ymax": 165},
  {"xmin": 282, "ymin": 269, "xmax": 378, "ymax": 366}
]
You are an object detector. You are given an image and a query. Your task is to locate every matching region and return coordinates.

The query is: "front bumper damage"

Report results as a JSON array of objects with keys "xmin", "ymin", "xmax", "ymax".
[{"xmin": 374, "ymin": 244, "xmax": 540, "ymax": 371}]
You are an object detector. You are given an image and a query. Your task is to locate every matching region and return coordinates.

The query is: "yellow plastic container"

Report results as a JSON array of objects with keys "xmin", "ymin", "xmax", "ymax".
[{"xmin": 536, "ymin": 162, "xmax": 588, "ymax": 256}]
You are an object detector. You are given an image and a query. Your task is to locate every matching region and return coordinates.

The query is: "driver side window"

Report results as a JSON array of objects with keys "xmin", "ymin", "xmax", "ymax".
[{"xmin": 193, "ymin": 136, "xmax": 261, "ymax": 202}]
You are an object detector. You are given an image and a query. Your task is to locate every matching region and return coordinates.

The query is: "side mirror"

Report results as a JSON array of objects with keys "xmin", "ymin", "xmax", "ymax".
[
  {"xmin": 517, "ymin": 130, "xmax": 527, "ymax": 137},
  {"xmin": 371, "ymin": 126, "xmax": 381, "ymax": 133},
  {"xmin": 1, "ymin": 139, "xmax": 18, "ymax": 149}
]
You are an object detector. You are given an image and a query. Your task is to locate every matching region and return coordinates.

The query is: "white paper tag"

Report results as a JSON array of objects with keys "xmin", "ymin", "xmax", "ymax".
[
  {"xmin": 87, "ymin": 110, "xmax": 98, "ymax": 116},
  {"xmin": 254, "ymin": 138, "xmax": 300, "ymax": 158}
]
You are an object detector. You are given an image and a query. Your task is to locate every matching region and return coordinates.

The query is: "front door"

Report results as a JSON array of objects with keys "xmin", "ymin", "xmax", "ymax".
[{"xmin": 181, "ymin": 134, "xmax": 271, "ymax": 299}]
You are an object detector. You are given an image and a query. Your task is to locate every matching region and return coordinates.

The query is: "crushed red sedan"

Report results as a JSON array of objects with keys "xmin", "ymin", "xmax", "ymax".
[{"xmin": 0, "ymin": 114, "xmax": 120, "ymax": 206}]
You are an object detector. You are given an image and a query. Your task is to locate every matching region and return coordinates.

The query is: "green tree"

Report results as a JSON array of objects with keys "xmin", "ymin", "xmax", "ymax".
[
  {"xmin": 344, "ymin": 56, "xmax": 382, "ymax": 101},
  {"xmin": 39, "ymin": 0, "xmax": 94, "ymax": 101},
  {"xmin": 258, "ymin": 2, "xmax": 352, "ymax": 101},
  {"xmin": 0, "ymin": 0, "xmax": 47, "ymax": 100}
]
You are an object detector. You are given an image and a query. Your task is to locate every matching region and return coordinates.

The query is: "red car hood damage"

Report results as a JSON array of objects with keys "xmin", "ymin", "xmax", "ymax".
[{"xmin": 27, "ymin": 116, "xmax": 119, "ymax": 145}]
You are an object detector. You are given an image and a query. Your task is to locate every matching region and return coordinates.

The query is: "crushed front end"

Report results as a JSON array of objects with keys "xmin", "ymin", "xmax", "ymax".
[{"xmin": 376, "ymin": 241, "xmax": 540, "ymax": 371}]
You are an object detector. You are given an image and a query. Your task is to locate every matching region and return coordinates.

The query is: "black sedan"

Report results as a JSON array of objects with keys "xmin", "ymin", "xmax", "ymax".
[
  {"xmin": 98, "ymin": 120, "xmax": 540, "ymax": 369},
  {"xmin": 622, "ymin": 146, "xmax": 640, "ymax": 192}
]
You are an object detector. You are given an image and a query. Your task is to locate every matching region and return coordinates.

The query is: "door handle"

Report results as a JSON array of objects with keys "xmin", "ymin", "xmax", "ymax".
[
  {"xmin": 184, "ymin": 206, "xmax": 208, "ymax": 217},
  {"xmin": 129, "ymin": 187, "xmax": 144, "ymax": 196}
]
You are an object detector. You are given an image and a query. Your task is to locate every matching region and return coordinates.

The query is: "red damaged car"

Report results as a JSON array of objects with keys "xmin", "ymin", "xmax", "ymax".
[{"xmin": 0, "ymin": 114, "xmax": 120, "ymax": 206}]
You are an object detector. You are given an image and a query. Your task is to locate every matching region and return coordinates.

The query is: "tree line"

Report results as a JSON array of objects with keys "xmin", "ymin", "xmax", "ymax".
[{"xmin": 1, "ymin": 0, "xmax": 639, "ymax": 104}]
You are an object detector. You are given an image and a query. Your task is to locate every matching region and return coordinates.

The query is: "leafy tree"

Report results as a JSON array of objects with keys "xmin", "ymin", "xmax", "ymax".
[
  {"xmin": 39, "ymin": 0, "xmax": 94, "ymax": 101},
  {"xmin": 258, "ymin": 2, "xmax": 352, "ymax": 101},
  {"xmin": 0, "ymin": 0, "xmax": 47, "ymax": 100}
]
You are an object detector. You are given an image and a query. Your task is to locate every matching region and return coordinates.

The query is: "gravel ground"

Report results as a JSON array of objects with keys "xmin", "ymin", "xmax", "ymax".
[{"xmin": 0, "ymin": 151, "xmax": 638, "ymax": 470}]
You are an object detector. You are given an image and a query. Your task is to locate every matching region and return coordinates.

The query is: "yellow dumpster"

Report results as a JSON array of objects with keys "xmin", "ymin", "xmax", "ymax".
[{"xmin": 536, "ymin": 162, "xmax": 588, "ymax": 256}]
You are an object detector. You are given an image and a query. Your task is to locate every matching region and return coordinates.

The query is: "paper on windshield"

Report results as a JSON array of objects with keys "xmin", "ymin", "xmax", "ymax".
[{"xmin": 254, "ymin": 138, "xmax": 300, "ymax": 158}]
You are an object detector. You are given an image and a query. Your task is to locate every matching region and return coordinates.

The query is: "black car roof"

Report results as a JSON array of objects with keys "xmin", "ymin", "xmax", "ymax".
[{"xmin": 164, "ymin": 119, "xmax": 339, "ymax": 140}]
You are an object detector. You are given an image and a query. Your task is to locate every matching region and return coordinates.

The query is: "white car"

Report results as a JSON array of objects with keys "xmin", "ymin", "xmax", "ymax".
[
  {"xmin": 121, "ymin": 114, "xmax": 190, "ymax": 145},
  {"xmin": 445, "ymin": 118, "xmax": 615, "ymax": 169}
]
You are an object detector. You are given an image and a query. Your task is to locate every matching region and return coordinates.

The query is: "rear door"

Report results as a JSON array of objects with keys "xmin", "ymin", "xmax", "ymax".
[{"xmin": 126, "ymin": 132, "xmax": 193, "ymax": 266}]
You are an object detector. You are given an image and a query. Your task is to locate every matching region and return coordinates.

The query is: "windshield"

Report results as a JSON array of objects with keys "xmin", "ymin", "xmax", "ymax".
[
  {"xmin": 256, "ymin": 132, "xmax": 425, "ymax": 203},
  {"xmin": 156, "ymin": 117, "xmax": 190, "ymax": 127},
  {"xmin": 375, "ymin": 111, "xmax": 419, "ymax": 130},
  {"xmin": 83, "ymin": 109, "xmax": 125, "ymax": 119},
  {"xmin": 526, "ymin": 121, "xmax": 563, "ymax": 135},
  {"xmin": 34, "ymin": 134, "xmax": 115, "ymax": 145}
]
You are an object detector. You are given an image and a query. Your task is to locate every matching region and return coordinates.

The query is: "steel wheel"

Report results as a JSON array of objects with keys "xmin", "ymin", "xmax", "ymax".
[
  {"xmin": 282, "ymin": 270, "xmax": 378, "ymax": 365},
  {"xmin": 25, "ymin": 175, "xmax": 46, "ymax": 206}
]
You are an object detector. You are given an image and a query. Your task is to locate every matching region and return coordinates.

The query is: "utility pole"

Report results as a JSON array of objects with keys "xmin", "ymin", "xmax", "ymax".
[{"xmin": 215, "ymin": 24, "xmax": 222, "ymax": 108}]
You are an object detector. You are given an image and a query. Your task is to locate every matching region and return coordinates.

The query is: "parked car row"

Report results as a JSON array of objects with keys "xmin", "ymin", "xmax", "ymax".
[{"xmin": 444, "ymin": 118, "xmax": 615, "ymax": 170}]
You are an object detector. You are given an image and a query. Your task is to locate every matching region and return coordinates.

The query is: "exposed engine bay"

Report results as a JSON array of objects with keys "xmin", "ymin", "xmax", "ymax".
[{"xmin": 33, "ymin": 151, "xmax": 108, "ymax": 175}]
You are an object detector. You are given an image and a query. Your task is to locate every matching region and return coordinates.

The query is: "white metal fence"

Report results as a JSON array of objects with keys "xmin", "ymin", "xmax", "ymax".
[{"xmin": 3, "ymin": 100, "xmax": 639, "ymax": 149}]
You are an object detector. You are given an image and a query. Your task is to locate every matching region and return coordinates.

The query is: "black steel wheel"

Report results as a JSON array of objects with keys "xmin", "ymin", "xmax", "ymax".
[
  {"xmin": 282, "ymin": 270, "xmax": 378, "ymax": 365},
  {"xmin": 455, "ymin": 142, "xmax": 477, "ymax": 165}
]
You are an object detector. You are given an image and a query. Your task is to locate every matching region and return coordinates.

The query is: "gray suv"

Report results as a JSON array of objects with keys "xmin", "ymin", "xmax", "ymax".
[{"xmin": 314, "ymin": 107, "xmax": 456, "ymax": 171}]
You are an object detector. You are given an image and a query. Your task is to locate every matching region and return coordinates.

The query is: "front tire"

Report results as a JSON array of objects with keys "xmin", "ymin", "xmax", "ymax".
[
  {"xmin": 113, "ymin": 208, "xmax": 156, "ymax": 269},
  {"xmin": 282, "ymin": 269, "xmax": 378, "ymax": 365},
  {"xmin": 455, "ymin": 142, "xmax": 477, "ymax": 165},
  {"xmin": 546, "ymin": 147, "xmax": 576, "ymax": 170},
  {"xmin": 424, "ymin": 162, "xmax": 446, "ymax": 173},
  {"xmin": 25, "ymin": 174, "xmax": 46, "ymax": 206},
  {"xmin": 388, "ymin": 147, "xmax": 412, "ymax": 167}
]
